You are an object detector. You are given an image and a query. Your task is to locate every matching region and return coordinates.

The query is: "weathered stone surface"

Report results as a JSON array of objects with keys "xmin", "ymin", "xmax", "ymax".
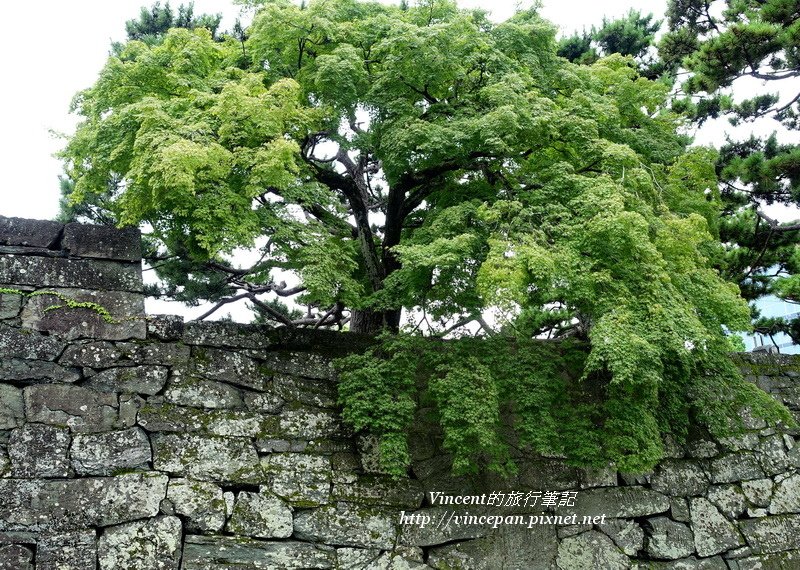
[
  {"xmin": 0, "ymin": 544, "xmax": 33, "ymax": 570},
  {"xmin": 70, "ymin": 428, "xmax": 151, "ymax": 475},
  {"xmin": 580, "ymin": 466, "xmax": 617, "ymax": 488},
  {"xmin": 0, "ymin": 385, "xmax": 24, "ymax": 430},
  {"xmin": 163, "ymin": 374, "xmax": 244, "ymax": 409},
  {"xmin": 0, "ymin": 216, "xmax": 62, "ymax": 248},
  {"xmin": 274, "ymin": 373, "xmax": 337, "ymax": 408},
  {"xmin": 568, "ymin": 487, "xmax": 670, "ymax": 519},
  {"xmin": 651, "ymin": 460, "xmax": 709, "ymax": 496},
  {"xmin": 757, "ymin": 435, "xmax": 793, "ymax": 475},
  {"xmin": 97, "ymin": 515, "xmax": 181, "ymax": 570},
  {"xmin": 726, "ymin": 550, "xmax": 800, "ymax": 569},
  {"xmin": 167, "ymin": 479, "xmax": 226, "ymax": 533},
  {"xmin": 194, "ymin": 348, "xmax": 266, "ymax": 390},
  {"xmin": 709, "ymin": 453, "xmax": 764, "ymax": 483},
  {"xmin": 138, "ymin": 404, "xmax": 276, "ymax": 437},
  {"xmin": 336, "ymin": 548, "xmax": 382, "ymax": 569},
  {"xmin": 116, "ymin": 341, "xmax": 190, "ymax": 366},
  {"xmin": 0, "ymin": 358, "xmax": 80, "ymax": 383},
  {"xmin": 400, "ymin": 506, "xmax": 490, "ymax": 547},
  {"xmin": 59, "ymin": 341, "xmax": 123, "ymax": 368},
  {"xmin": 24, "ymin": 384, "xmax": 119, "ymax": 433},
  {"xmin": 261, "ymin": 350, "xmax": 335, "ymax": 380},
  {"xmin": 183, "ymin": 321, "xmax": 271, "ymax": 349},
  {"xmin": 741, "ymin": 478, "xmax": 773, "ymax": 508},
  {"xmin": 632, "ymin": 556, "xmax": 727, "ymax": 569},
  {"xmin": 332, "ymin": 476, "xmax": 424, "ymax": 508},
  {"xmin": 244, "ymin": 391, "xmax": 285, "ymax": 413},
  {"xmin": 85, "ymin": 365, "xmax": 168, "ymax": 395},
  {"xmin": 556, "ymin": 530, "xmax": 630, "ymax": 569},
  {"xmin": 516, "ymin": 459, "xmax": 581, "ymax": 491},
  {"xmin": 689, "ymin": 497, "xmax": 743, "ymax": 556},
  {"xmin": 146, "ymin": 315, "xmax": 184, "ymax": 341},
  {"xmin": 0, "ymin": 292, "xmax": 21, "ymax": 320},
  {"xmin": 671, "ymin": 498, "xmax": 691, "ymax": 523},
  {"xmin": 20, "ymin": 289, "xmax": 145, "ymax": 341},
  {"xmin": 707, "ymin": 484, "xmax": 747, "ymax": 519},
  {"xmin": 687, "ymin": 439, "xmax": 719, "ymax": 459},
  {"xmin": 0, "ymin": 324, "xmax": 64, "ymax": 361},
  {"xmin": 279, "ymin": 407, "xmax": 344, "ymax": 439},
  {"xmin": 262, "ymin": 453, "xmax": 331, "ymax": 506},
  {"xmin": 738, "ymin": 514, "xmax": 800, "ymax": 554},
  {"xmin": 62, "ymin": 223, "xmax": 141, "ymax": 262},
  {"xmin": 182, "ymin": 535, "xmax": 335, "ymax": 569},
  {"xmin": 294, "ymin": 503, "xmax": 397, "ymax": 549},
  {"xmin": 428, "ymin": 527, "xmax": 559, "ymax": 570},
  {"xmin": 645, "ymin": 517, "xmax": 694, "ymax": 560},
  {"xmin": 0, "ymin": 256, "xmax": 142, "ymax": 291},
  {"xmin": 227, "ymin": 490, "xmax": 293, "ymax": 538},
  {"xmin": 152, "ymin": 433, "xmax": 262, "ymax": 484},
  {"xmin": 37, "ymin": 531, "xmax": 97, "ymax": 570},
  {"xmin": 769, "ymin": 473, "xmax": 800, "ymax": 514},
  {"xmin": 600, "ymin": 519, "xmax": 644, "ymax": 556},
  {"xmin": 9, "ymin": 424, "xmax": 70, "ymax": 477},
  {"xmin": 0, "ymin": 473, "xmax": 167, "ymax": 531}
]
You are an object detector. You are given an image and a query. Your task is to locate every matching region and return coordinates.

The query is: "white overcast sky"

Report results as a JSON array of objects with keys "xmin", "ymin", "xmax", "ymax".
[{"xmin": 0, "ymin": 0, "xmax": 666, "ymax": 220}]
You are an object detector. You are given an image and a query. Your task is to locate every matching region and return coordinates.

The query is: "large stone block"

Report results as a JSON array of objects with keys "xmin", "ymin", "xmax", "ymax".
[
  {"xmin": 62, "ymin": 223, "xmax": 141, "ymax": 262},
  {"xmin": 226, "ymin": 490, "xmax": 293, "ymax": 538},
  {"xmin": 0, "ymin": 291, "xmax": 22, "ymax": 320},
  {"xmin": 429, "ymin": 526, "xmax": 559, "ymax": 570},
  {"xmin": 262, "ymin": 453, "xmax": 331, "ymax": 506},
  {"xmin": 138, "ymin": 404, "xmax": 277, "ymax": 437},
  {"xmin": 599, "ymin": 519, "xmax": 644, "ymax": 556},
  {"xmin": 59, "ymin": 341, "xmax": 124, "ymax": 368},
  {"xmin": 738, "ymin": 514, "xmax": 800, "ymax": 554},
  {"xmin": 0, "ymin": 473, "xmax": 167, "ymax": 531},
  {"xmin": 650, "ymin": 460, "xmax": 709, "ymax": 496},
  {"xmin": 709, "ymin": 453, "xmax": 764, "ymax": 484},
  {"xmin": 273, "ymin": 373, "xmax": 338, "ymax": 408},
  {"xmin": 0, "ymin": 256, "xmax": 142, "ymax": 292},
  {"xmin": 85, "ymin": 365, "xmax": 168, "ymax": 395},
  {"xmin": 568, "ymin": 487, "xmax": 670, "ymax": 519},
  {"xmin": 769, "ymin": 473, "xmax": 800, "ymax": 514},
  {"xmin": 0, "ymin": 216, "xmax": 62, "ymax": 248},
  {"xmin": 166, "ymin": 479, "xmax": 226, "ymax": 533},
  {"xmin": 645, "ymin": 517, "xmax": 695, "ymax": 560},
  {"xmin": 152, "ymin": 433, "xmax": 262, "ymax": 484},
  {"xmin": 182, "ymin": 535, "xmax": 335, "ymax": 569},
  {"xmin": 0, "ymin": 324, "xmax": 65, "ymax": 361},
  {"xmin": 294, "ymin": 503, "xmax": 398, "ymax": 549},
  {"xmin": 689, "ymin": 497, "xmax": 743, "ymax": 556},
  {"xmin": 116, "ymin": 341, "xmax": 190, "ymax": 366},
  {"xmin": 332, "ymin": 476, "xmax": 424, "ymax": 509},
  {"xmin": 0, "ymin": 385, "xmax": 24, "ymax": 430},
  {"xmin": 70, "ymin": 428, "xmax": 151, "ymax": 476},
  {"xmin": 163, "ymin": 373, "xmax": 244, "ymax": 409},
  {"xmin": 24, "ymin": 384, "xmax": 119, "ymax": 433},
  {"xmin": 261, "ymin": 350, "xmax": 335, "ymax": 380},
  {"xmin": 97, "ymin": 516, "xmax": 181, "ymax": 570},
  {"xmin": 183, "ymin": 321, "xmax": 272, "ymax": 349},
  {"xmin": 0, "ymin": 544, "xmax": 33, "ymax": 570},
  {"xmin": 555, "ymin": 530, "xmax": 629, "ymax": 570},
  {"xmin": 37, "ymin": 531, "xmax": 97, "ymax": 570},
  {"xmin": 20, "ymin": 288, "xmax": 145, "ymax": 340},
  {"xmin": 0, "ymin": 358, "xmax": 80, "ymax": 383},
  {"xmin": 9, "ymin": 424, "xmax": 71, "ymax": 478},
  {"xmin": 278, "ymin": 407, "xmax": 344, "ymax": 439},
  {"xmin": 193, "ymin": 348, "xmax": 267, "ymax": 390}
]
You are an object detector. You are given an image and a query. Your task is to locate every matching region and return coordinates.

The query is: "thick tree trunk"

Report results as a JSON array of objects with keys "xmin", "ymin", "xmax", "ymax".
[{"xmin": 350, "ymin": 308, "xmax": 402, "ymax": 334}]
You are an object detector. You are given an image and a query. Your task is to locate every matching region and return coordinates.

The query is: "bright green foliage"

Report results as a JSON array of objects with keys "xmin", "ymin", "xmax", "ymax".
[
  {"xmin": 661, "ymin": 0, "xmax": 800, "ymax": 344},
  {"xmin": 59, "ymin": 0, "xmax": 789, "ymax": 474}
]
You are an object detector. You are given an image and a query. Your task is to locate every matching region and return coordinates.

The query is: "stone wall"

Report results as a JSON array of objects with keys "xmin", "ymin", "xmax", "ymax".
[{"xmin": 0, "ymin": 216, "xmax": 799, "ymax": 570}]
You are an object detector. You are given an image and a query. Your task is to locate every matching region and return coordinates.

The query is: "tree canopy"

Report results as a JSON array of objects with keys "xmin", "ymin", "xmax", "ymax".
[
  {"xmin": 661, "ymin": 0, "xmax": 800, "ymax": 346},
  {"xmin": 60, "ymin": 0, "xmax": 789, "ymax": 474}
]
